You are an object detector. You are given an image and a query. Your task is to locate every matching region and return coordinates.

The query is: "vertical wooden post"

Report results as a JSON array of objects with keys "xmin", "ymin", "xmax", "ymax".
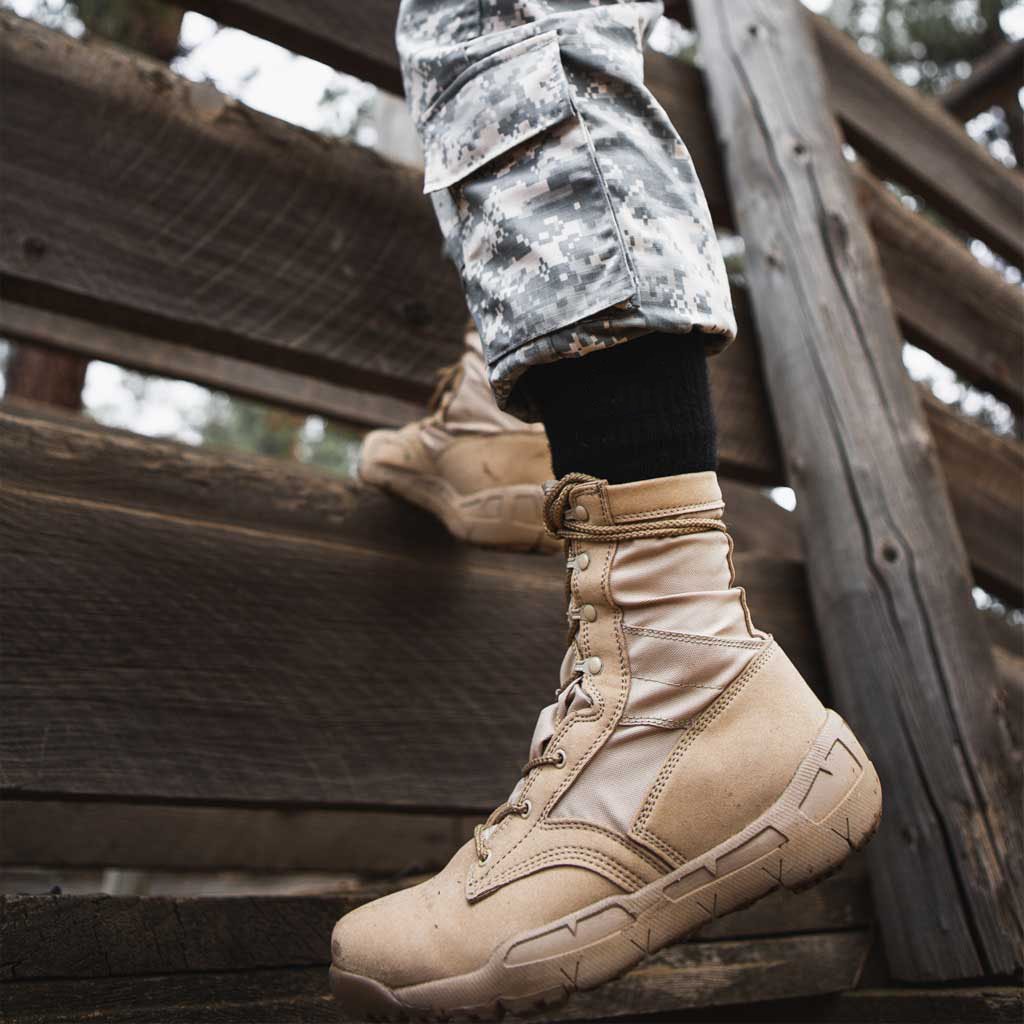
[
  {"xmin": 5, "ymin": 343, "xmax": 88, "ymax": 409},
  {"xmin": 692, "ymin": 0, "xmax": 1022, "ymax": 981}
]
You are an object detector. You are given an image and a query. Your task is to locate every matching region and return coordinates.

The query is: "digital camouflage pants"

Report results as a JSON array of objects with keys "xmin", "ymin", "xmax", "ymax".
[{"xmin": 396, "ymin": 0, "xmax": 736, "ymax": 416}]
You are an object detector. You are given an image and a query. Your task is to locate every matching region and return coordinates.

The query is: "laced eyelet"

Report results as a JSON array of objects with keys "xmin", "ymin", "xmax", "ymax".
[
  {"xmin": 519, "ymin": 800, "xmax": 532, "ymax": 818},
  {"xmin": 554, "ymin": 749, "xmax": 567, "ymax": 768},
  {"xmin": 478, "ymin": 849, "xmax": 491, "ymax": 866}
]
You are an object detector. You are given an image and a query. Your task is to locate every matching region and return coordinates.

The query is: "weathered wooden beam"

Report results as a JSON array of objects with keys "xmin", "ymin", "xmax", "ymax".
[
  {"xmin": 0, "ymin": 405, "xmax": 825, "ymax": 811},
  {"xmin": 942, "ymin": 38, "xmax": 1024, "ymax": 122},
  {"xmin": 692, "ymin": 0, "xmax": 1022, "ymax": 982},
  {"xmin": 926, "ymin": 396, "xmax": 1024, "ymax": 603},
  {"xmin": 0, "ymin": 302, "xmax": 424, "ymax": 431},
  {"xmin": 942, "ymin": 38, "xmax": 1024, "ymax": 166},
  {"xmin": 3, "ymin": 342, "xmax": 88, "ymax": 409},
  {"xmin": 0, "ymin": 13, "xmax": 466, "ymax": 404},
  {"xmin": 0, "ymin": 801, "xmax": 475, "ymax": 875},
  {"xmin": 0, "ymin": 894, "xmax": 871, "ymax": 1022},
  {"xmin": 852, "ymin": 167, "xmax": 1024, "ymax": 414},
  {"xmin": 813, "ymin": 15, "xmax": 1024, "ymax": 265}
]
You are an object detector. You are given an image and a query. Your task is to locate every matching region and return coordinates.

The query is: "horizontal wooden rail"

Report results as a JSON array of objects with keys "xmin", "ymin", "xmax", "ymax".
[
  {"xmin": 3, "ymin": 16, "xmax": 1020, "ymax": 600},
  {"xmin": 0, "ymin": 12, "xmax": 467, "ymax": 403},
  {"xmin": 852, "ymin": 167, "xmax": 1023, "ymax": 412},
  {"xmin": 0, "ymin": 302, "xmax": 423, "ymax": 430},
  {"xmin": 4, "ymin": 404, "xmax": 1019, "ymax": 813},
  {"xmin": 942, "ymin": 38, "xmax": 1024, "ymax": 122},
  {"xmin": 0, "ymin": 894, "xmax": 871, "ymax": 1023},
  {"xmin": 177, "ymin": 0, "xmax": 1024, "ymax": 265},
  {"xmin": 0, "ymin": 404, "xmax": 827, "ymax": 811}
]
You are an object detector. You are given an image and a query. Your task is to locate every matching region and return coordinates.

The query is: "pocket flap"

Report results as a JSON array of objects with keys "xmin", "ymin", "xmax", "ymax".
[{"xmin": 420, "ymin": 31, "xmax": 574, "ymax": 194}]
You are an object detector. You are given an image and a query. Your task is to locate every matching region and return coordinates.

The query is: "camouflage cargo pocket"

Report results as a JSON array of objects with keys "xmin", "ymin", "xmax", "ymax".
[{"xmin": 420, "ymin": 30, "xmax": 638, "ymax": 363}]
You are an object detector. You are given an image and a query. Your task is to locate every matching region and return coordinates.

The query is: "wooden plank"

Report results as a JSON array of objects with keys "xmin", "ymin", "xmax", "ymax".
[
  {"xmin": 927, "ymin": 396, "xmax": 1024, "ymax": 604},
  {"xmin": 0, "ymin": 13, "xmax": 466, "ymax": 404},
  {"xmin": 942, "ymin": 39, "xmax": 1024, "ymax": 122},
  {"xmin": 853, "ymin": 167, "xmax": 1024, "ymax": 414},
  {"xmin": 2, "ymin": 967, "xmax": 1019, "ymax": 1024},
  {"xmin": 0, "ymin": 406, "xmax": 826, "ymax": 811},
  {"xmin": 0, "ymin": 302, "xmax": 424, "ymax": 430},
  {"xmin": 813, "ymin": 15, "xmax": 1024, "ymax": 265},
  {"xmin": 0, "ymin": 802, "xmax": 474, "ymax": 875},
  {"xmin": 0, "ymin": 894, "xmax": 871, "ymax": 1021},
  {"xmin": 664, "ymin": 987, "xmax": 1024, "ymax": 1023},
  {"xmin": 693, "ymin": 0, "xmax": 1022, "ymax": 982}
]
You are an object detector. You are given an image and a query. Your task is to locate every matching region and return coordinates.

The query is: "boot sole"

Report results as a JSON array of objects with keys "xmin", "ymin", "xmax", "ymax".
[
  {"xmin": 358, "ymin": 458, "xmax": 559, "ymax": 554},
  {"xmin": 329, "ymin": 710, "xmax": 882, "ymax": 1021}
]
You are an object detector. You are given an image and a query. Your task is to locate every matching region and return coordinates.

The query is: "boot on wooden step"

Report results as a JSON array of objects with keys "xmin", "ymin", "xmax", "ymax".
[
  {"xmin": 330, "ymin": 471, "xmax": 882, "ymax": 1022},
  {"xmin": 359, "ymin": 325, "xmax": 557, "ymax": 552}
]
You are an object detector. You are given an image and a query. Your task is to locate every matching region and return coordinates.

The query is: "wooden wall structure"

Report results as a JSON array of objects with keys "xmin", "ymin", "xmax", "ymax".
[{"xmin": 1, "ymin": 2, "xmax": 1022, "ymax": 1020}]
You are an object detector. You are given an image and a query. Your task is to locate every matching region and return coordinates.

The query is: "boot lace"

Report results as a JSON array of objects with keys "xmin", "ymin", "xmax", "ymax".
[{"xmin": 472, "ymin": 473, "xmax": 728, "ymax": 865}]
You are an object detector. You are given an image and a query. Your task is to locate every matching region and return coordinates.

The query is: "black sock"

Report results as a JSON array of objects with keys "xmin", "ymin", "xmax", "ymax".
[{"xmin": 520, "ymin": 332, "xmax": 717, "ymax": 485}]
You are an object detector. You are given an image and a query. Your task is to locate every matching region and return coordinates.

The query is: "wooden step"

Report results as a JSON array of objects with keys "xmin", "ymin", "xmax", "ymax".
[{"xmin": 0, "ymin": 882, "xmax": 872, "ymax": 1023}]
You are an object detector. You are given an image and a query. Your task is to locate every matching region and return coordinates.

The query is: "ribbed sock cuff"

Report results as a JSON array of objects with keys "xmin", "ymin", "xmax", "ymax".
[{"xmin": 522, "ymin": 332, "xmax": 718, "ymax": 484}]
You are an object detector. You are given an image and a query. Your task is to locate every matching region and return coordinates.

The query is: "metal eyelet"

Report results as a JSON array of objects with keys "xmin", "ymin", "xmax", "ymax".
[
  {"xmin": 554, "ymin": 749, "xmax": 567, "ymax": 768},
  {"xmin": 576, "ymin": 552, "xmax": 590, "ymax": 571},
  {"xmin": 479, "ymin": 850, "xmax": 491, "ymax": 866},
  {"xmin": 519, "ymin": 800, "xmax": 532, "ymax": 818},
  {"xmin": 573, "ymin": 504, "xmax": 589, "ymax": 522},
  {"xmin": 581, "ymin": 604, "xmax": 597, "ymax": 623},
  {"xmin": 586, "ymin": 656, "xmax": 603, "ymax": 675}
]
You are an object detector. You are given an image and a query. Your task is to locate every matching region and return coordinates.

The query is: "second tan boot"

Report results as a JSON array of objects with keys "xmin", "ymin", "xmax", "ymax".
[
  {"xmin": 330, "ymin": 470, "xmax": 882, "ymax": 1021},
  {"xmin": 359, "ymin": 327, "xmax": 557, "ymax": 552}
]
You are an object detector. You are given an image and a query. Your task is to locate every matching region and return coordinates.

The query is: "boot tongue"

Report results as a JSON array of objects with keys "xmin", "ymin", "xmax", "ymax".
[{"xmin": 526, "ymin": 643, "xmax": 592, "ymax": 762}]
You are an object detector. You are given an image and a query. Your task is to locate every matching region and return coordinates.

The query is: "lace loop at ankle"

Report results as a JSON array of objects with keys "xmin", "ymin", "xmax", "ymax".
[{"xmin": 542, "ymin": 473, "xmax": 728, "ymax": 542}]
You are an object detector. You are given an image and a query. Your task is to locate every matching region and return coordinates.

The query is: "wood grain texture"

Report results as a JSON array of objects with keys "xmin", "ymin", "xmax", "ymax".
[
  {"xmin": 853, "ymin": 167, "xmax": 1024, "ymax": 414},
  {"xmin": 927, "ymin": 396, "xmax": 1024, "ymax": 604},
  {"xmin": 3, "ymin": 342, "xmax": 88, "ymax": 409},
  {"xmin": 813, "ymin": 15, "xmax": 1024, "ymax": 265},
  {"xmin": 0, "ymin": 894, "xmax": 870, "ymax": 1021},
  {"xmin": 0, "ymin": 801, "xmax": 475, "ymax": 875},
  {"xmin": 0, "ymin": 13, "xmax": 465, "ymax": 404},
  {"xmin": 0, "ymin": 406, "xmax": 826, "ymax": 811},
  {"xmin": 693, "ymin": 0, "xmax": 1022, "ymax": 982},
  {"xmin": 0, "ymin": 303, "xmax": 425, "ymax": 431}
]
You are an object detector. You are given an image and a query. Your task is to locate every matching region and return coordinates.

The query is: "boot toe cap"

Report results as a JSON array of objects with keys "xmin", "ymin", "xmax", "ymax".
[{"xmin": 331, "ymin": 887, "xmax": 438, "ymax": 990}]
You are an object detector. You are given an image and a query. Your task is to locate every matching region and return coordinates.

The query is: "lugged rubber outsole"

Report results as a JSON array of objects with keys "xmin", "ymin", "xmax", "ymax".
[
  {"xmin": 358, "ymin": 457, "xmax": 559, "ymax": 554},
  {"xmin": 330, "ymin": 712, "xmax": 882, "ymax": 1021}
]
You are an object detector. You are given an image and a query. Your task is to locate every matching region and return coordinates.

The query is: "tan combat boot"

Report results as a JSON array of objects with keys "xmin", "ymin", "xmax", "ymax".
[
  {"xmin": 330, "ymin": 471, "xmax": 882, "ymax": 1021},
  {"xmin": 359, "ymin": 327, "xmax": 557, "ymax": 552}
]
